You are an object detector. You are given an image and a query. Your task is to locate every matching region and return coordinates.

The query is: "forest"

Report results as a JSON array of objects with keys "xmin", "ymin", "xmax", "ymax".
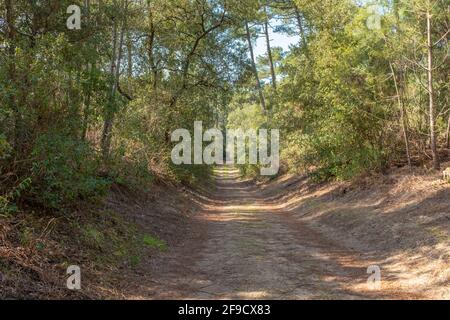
[{"xmin": 0, "ymin": 0, "xmax": 449, "ymax": 300}]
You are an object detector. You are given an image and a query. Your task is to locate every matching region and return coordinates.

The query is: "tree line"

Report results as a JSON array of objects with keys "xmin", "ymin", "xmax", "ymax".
[{"xmin": 0, "ymin": 0, "xmax": 448, "ymax": 212}]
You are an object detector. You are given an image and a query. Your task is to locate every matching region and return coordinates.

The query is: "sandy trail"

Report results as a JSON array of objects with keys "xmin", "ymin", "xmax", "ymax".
[{"xmin": 141, "ymin": 166, "xmax": 420, "ymax": 300}]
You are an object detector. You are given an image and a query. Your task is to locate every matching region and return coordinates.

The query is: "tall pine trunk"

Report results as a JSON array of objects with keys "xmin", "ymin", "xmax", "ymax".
[
  {"xmin": 263, "ymin": 8, "xmax": 276, "ymax": 91},
  {"xmin": 426, "ymin": 8, "xmax": 440, "ymax": 170},
  {"xmin": 5, "ymin": 0, "xmax": 20, "ymax": 151},
  {"xmin": 101, "ymin": 0, "xmax": 127, "ymax": 160},
  {"xmin": 245, "ymin": 21, "xmax": 266, "ymax": 115},
  {"xmin": 293, "ymin": 3, "xmax": 308, "ymax": 52},
  {"xmin": 81, "ymin": 0, "xmax": 93, "ymax": 141},
  {"xmin": 390, "ymin": 63, "xmax": 412, "ymax": 168}
]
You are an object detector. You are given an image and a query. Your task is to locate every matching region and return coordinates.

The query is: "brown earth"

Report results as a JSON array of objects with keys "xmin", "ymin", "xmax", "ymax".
[
  {"xmin": 1, "ymin": 165, "xmax": 449, "ymax": 299},
  {"xmin": 116, "ymin": 166, "xmax": 450, "ymax": 300}
]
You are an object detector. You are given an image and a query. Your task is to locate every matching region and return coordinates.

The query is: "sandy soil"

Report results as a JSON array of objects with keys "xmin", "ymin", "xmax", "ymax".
[
  {"xmin": 120, "ymin": 166, "xmax": 449, "ymax": 300},
  {"xmin": 2, "ymin": 166, "xmax": 448, "ymax": 299}
]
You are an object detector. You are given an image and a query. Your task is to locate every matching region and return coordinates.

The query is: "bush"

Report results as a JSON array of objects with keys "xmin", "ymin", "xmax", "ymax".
[
  {"xmin": 0, "ymin": 134, "xmax": 12, "ymax": 160},
  {"xmin": 30, "ymin": 134, "xmax": 110, "ymax": 209}
]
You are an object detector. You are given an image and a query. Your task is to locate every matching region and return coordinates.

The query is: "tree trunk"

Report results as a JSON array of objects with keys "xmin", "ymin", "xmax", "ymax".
[
  {"xmin": 264, "ymin": 8, "xmax": 276, "ymax": 91},
  {"xmin": 5, "ymin": 0, "xmax": 20, "ymax": 151},
  {"xmin": 390, "ymin": 63, "xmax": 412, "ymax": 168},
  {"xmin": 101, "ymin": 0, "xmax": 127, "ymax": 159},
  {"xmin": 148, "ymin": 10, "xmax": 158, "ymax": 90},
  {"xmin": 293, "ymin": 3, "xmax": 308, "ymax": 52},
  {"xmin": 445, "ymin": 115, "xmax": 450, "ymax": 148},
  {"xmin": 426, "ymin": 8, "xmax": 440, "ymax": 170},
  {"xmin": 81, "ymin": 0, "xmax": 92, "ymax": 141},
  {"xmin": 245, "ymin": 21, "xmax": 266, "ymax": 115},
  {"xmin": 81, "ymin": 63, "xmax": 94, "ymax": 141},
  {"xmin": 127, "ymin": 32, "xmax": 133, "ymax": 78}
]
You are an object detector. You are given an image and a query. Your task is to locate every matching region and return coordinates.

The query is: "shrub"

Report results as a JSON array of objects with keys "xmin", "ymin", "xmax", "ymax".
[
  {"xmin": 30, "ymin": 134, "xmax": 110, "ymax": 209},
  {"xmin": 0, "ymin": 134, "xmax": 12, "ymax": 160}
]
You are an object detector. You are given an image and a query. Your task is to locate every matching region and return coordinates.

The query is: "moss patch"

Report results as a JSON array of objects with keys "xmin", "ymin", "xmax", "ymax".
[{"xmin": 143, "ymin": 234, "xmax": 168, "ymax": 252}]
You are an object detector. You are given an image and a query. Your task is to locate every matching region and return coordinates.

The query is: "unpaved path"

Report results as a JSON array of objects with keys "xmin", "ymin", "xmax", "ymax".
[
  {"xmin": 2, "ymin": 166, "xmax": 446, "ymax": 299},
  {"xmin": 138, "ymin": 167, "xmax": 425, "ymax": 300}
]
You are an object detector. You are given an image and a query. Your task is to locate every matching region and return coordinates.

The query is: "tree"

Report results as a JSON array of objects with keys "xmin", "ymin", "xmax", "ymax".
[
  {"xmin": 101, "ymin": 0, "xmax": 128, "ymax": 160},
  {"xmin": 426, "ymin": 3, "xmax": 439, "ymax": 170},
  {"xmin": 245, "ymin": 20, "xmax": 267, "ymax": 115},
  {"xmin": 263, "ymin": 6, "xmax": 277, "ymax": 91}
]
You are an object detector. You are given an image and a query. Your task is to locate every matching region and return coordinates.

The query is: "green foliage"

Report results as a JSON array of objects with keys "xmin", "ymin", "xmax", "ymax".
[
  {"xmin": 143, "ymin": 234, "xmax": 168, "ymax": 252},
  {"xmin": 107, "ymin": 143, "xmax": 156, "ymax": 189},
  {"xmin": 0, "ymin": 0, "xmax": 448, "ymax": 212},
  {"xmin": 0, "ymin": 134, "xmax": 12, "ymax": 160},
  {"xmin": 0, "ymin": 196, "xmax": 17, "ymax": 216},
  {"xmin": 266, "ymin": 0, "xmax": 448, "ymax": 180},
  {"xmin": 0, "ymin": 178, "xmax": 31, "ymax": 216},
  {"xmin": 30, "ymin": 134, "xmax": 110, "ymax": 209},
  {"xmin": 227, "ymin": 101, "xmax": 268, "ymax": 177},
  {"xmin": 83, "ymin": 225, "xmax": 105, "ymax": 248},
  {"xmin": 71, "ymin": 210, "xmax": 160, "ymax": 267}
]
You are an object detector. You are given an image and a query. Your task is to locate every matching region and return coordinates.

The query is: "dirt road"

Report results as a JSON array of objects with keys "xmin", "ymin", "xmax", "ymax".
[
  {"xmin": 3, "ymin": 165, "xmax": 446, "ymax": 299},
  {"xmin": 140, "ymin": 167, "xmax": 416, "ymax": 300}
]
